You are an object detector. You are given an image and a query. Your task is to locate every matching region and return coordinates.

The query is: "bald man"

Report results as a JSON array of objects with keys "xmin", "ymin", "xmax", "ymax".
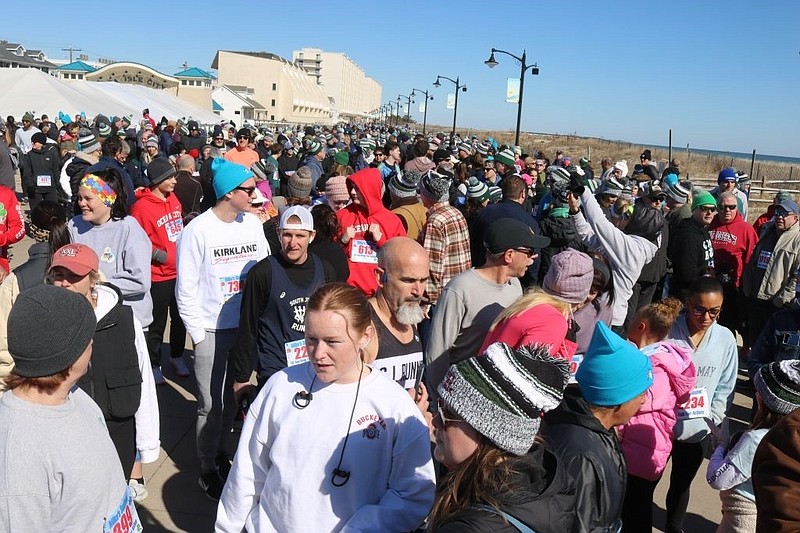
[{"xmin": 365, "ymin": 237, "xmax": 429, "ymax": 393}]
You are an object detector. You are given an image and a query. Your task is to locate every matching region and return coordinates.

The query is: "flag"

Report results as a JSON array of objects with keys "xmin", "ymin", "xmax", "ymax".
[
  {"xmin": 506, "ymin": 78, "xmax": 520, "ymax": 104},
  {"xmin": 446, "ymin": 93, "xmax": 455, "ymax": 110}
]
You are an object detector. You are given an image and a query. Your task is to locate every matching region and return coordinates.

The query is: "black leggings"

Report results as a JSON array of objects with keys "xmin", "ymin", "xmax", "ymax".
[
  {"xmin": 665, "ymin": 439, "xmax": 705, "ymax": 533},
  {"xmin": 621, "ymin": 474, "xmax": 661, "ymax": 532},
  {"xmin": 107, "ymin": 416, "xmax": 136, "ymax": 480},
  {"xmin": 147, "ymin": 278, "xmax": 186, "ymax": 367}
]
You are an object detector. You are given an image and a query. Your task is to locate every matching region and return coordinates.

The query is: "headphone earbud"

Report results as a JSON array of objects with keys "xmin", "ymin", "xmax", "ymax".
[{"xmin": 380, "ymin": 271, "xmax": 388, "ymax": 284}]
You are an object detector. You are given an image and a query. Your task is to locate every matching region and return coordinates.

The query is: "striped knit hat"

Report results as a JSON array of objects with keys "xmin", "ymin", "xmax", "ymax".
[
  {"xmin": 476, "ymin": 142, "xmax": 490, "ymax": 156},
  {"xmin": 78, "ymin": 129, "xmax": 100, "ymax": 154},
  {"xmin": 664, "ymin": 180, "xmax": 692, "ymax": 204},
  {"xmin": 754, "ymin": 360, "xmax": 800, "ymax": 415},
  {"xmin": 97, "ymin": 122, "xmax": 111, "ymax": 138},
  {"xmin": 457, "ymin": 141, "xmax": 472, "ymax": 155},
  {"xmin": 389, "ymin": 170, "xmax": 423, "ymax": 199},
  {"xmin": 467, "ymin": 176, "xmax": 490, "ymax": 203},
  {"xmin": 488, "ymin": 185, "xmax": 503, "ymax": 203},
  {"xmin": 495, "ymin": 148, "xmax": 516, "ymax": 167},
  {"xmin": 437, "ymin": 342, "xmax": 570, "ymax": 455}
]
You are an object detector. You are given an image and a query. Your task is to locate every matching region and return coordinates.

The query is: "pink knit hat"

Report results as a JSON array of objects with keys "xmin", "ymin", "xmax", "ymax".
[{"xmin": 325, "ymin": 175, "xmax": 349, "ymax": 204}]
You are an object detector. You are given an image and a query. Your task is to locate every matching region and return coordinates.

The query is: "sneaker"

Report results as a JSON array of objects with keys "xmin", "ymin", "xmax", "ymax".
[
  {"xmin": 152, "ymin": 366, "xmax": 166, "ymax": 386},
  {"xmin": 216, "ymin": 452, "xmax": 232, "ymax": 480},
  {"xmin": 128, "ymin": 478, "xmax": 149, "ymax": 503},
  {"xmin": 171, "ymin": 357, "xmax": 191, "ymax": 377},
  {"xmin": 198, "ymin": 471, "xmax": 224, "ymax": 501}
]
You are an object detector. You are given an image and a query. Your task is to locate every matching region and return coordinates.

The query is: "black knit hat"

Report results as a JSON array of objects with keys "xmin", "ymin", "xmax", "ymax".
[
  {"xmin": 147, "ymin": 158, "xmax": 177, "ymax": 185},
  {"xmin": 8, "ymin": 285, "xmax": 96, "ymax": 377}
]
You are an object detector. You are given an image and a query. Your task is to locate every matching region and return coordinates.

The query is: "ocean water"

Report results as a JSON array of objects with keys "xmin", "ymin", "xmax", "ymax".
[{"xmin": 649, "ymin": 144, "xmax": 800, "ymax": 165}]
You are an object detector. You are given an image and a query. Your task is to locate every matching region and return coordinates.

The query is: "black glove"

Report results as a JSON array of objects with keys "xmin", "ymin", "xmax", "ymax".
[{"xmin": 569, "ymin": 171, "xmax": 585, "ymax": 196}]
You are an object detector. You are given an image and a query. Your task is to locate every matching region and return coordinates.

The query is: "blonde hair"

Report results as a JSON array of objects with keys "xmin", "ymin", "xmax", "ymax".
[{"xmin": 489, "ymin": 287, "xmax": 571, "ymax": 331}]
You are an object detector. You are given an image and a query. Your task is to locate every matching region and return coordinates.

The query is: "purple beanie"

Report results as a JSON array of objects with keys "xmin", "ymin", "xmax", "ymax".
[{"xmin": 542, "ymin": 249, "xmax": 594, "ymax": 304}]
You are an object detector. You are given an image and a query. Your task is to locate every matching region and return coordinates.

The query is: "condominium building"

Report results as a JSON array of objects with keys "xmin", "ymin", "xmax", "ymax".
[
  {"xmin": 292, "ymin": 48, "xmax": 382, "ymax": 121},
  {"xmin": 212, "ymin": 50, "xmax": 332, "ymax": 125}
]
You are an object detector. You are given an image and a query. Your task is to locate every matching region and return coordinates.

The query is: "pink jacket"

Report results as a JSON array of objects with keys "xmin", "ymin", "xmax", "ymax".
[{"xmin": 618, "ymin": 341, "xmax": 697, "ymax": 480}]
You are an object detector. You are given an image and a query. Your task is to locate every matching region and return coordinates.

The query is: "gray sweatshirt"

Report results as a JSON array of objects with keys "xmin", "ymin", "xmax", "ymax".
[
  {"xmin": 0, "ymin": 388, "xmax": 131, "ymax": 531},
  {"xmin": 69, "ymin": 215, "xmax": 153, "ymax": 327}
]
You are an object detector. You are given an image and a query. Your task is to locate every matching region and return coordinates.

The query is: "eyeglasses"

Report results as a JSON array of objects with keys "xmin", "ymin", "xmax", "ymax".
[
  {"xmin": 720, "ymin": 205, "xmax": 737, "ymax": 211},
  {"xmin": 690, "ymin": 304, "xmax": 721, "ymax": 319},
  {"xmin": 234, "ymin": 186, "xmax": 256, "ymax": 195},
  {"xmin": 237, "ymin": 135, "xmax": 250, "ymax": 140},
  {"xmin": 699, "ymin": 206, "xmax": 717, "ymax": 213},
  {"xmin": 432, "ymin": 400, "xmax": 465, "ymax": 429}
]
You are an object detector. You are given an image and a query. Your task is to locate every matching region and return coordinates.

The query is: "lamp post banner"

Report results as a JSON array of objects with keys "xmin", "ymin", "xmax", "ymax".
[
  {"xmin": 506, "ymin": 78, "xmax": 520, "ymax": 104},
  {"xmin": 446, "ymin": 93, "xmax": 456, "ymax": 110},
  {"xmin": 419, "ymin": 102, "xmax": 425, "ymax": 113}
]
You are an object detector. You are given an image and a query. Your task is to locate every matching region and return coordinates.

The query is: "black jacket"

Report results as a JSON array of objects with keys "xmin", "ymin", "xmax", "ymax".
[
  {"xmin": 541, "ymin": 388, "xmax": 626, "ymax": 533},
  {"xmin": 538, "ymin": 211, "xmax": 587, "ymax": 283},
  {"xmin": 433, "ymin": 445, "xmax": 575, "ymax": 533},
  {"xmin": 667, "ymin": 216, "xmax": 714, "ymax": 300},
  {"xmin": 20, "ymin": 144, "xmax": 60, "ymax": 194},
  {"xmin": 12, "ymin": 242, "xmax": 50, "ymax": 291}
]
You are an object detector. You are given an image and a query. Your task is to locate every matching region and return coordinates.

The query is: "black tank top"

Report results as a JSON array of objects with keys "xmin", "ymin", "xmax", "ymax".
[{"xmin": 370, "ymin": 306, "xmax": 423, "ymax": 389}]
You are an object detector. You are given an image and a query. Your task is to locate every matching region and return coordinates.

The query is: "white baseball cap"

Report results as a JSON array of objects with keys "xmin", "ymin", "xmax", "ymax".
[{"xmin": 279, "ymin": 205, "xmax": 314, "ymax": 231}]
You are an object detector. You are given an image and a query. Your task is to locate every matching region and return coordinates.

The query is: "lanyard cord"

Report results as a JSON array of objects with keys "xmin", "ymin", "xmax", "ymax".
[{"xmin": 331, "ymin": 361, "xmax": 364, "ymax": 487}]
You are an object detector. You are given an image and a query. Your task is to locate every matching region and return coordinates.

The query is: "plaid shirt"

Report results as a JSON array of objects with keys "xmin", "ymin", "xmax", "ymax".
[{"xmin": 419, "ymin": 203, "xmax": 471, "ymax": 304}]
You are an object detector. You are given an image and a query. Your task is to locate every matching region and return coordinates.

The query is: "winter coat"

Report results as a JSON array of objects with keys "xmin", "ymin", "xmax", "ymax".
[
  {"xmin": 20, "ymin": 144, "xmax": 60, "ymax": 195},
  {"xmin": 742, "ymin": 220, "xmax": 800, "ymax": 306},
  {"xmin": 538, "ymin": 209, "xmax": 587, "ymax": 283},
  {"xmin": 336, "ymin": 168, "xmax": 406, "ymax": 296},
  {"xmin": 479, "ymin": 304, "xmax": 577, "ymax": 362},
  {"xmin": 432, "ymin": 446, "xmax": 575, "ymax": 533},
  {"xmin": 62, "ymin": 151, "xmax": 98, "ymax": 199},
  {"xmin": 637, "ymin": 218, "xmax": 670, "ymax": 284},
  {"xmin": 542, "ymin": 388, "xmax": 626, "ymax": 533},
  {"xmin": 618, "ymin": 341, "xmax": 697, "ymax": 481},
  {"xmin": 668, "ymin": 216, "xmax": 714, "ymax": 300}
]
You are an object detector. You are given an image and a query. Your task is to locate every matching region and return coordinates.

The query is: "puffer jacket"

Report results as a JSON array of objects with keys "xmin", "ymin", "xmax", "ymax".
[
  {"xmin": 336, "ymin": 167, "xmax": 406, "ymax": 296},
  {"xmin": 618, "ymin": 341, "xmax": 696, "ymax": 481},
  {"xmin": 541, "ymin": 388, "xmax": 626, "ymax": 533},
  {"xmin": 432, "ymin": 445, "xmax": 575, "ymax": 533}
]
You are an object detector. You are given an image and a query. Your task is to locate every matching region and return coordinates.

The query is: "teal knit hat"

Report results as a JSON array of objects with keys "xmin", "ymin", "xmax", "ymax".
[
  {"xmin": 576, "ymin": 322, "xmax": 653, "ymax": 406},
  {"xmin": 212, "ymin": 158, "xmax": 254, "ymax": 199},
  {"xmin": 438, "ymin": 342, "xmax": 569, "ymax": 455}
]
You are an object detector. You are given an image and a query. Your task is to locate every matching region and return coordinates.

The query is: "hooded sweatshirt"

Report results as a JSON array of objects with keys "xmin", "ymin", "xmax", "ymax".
[
  {"xmin": 336, "ymin": 168, "xmax": 406, "ymax": 296},
  {"xmin": 130, "ymin": 188, "xmax": 184, "ymax": 282},
  {"xmin": 618, "ymin": 340, "xmax": 697, "ymax": 480},
  {"xmin": 708, "ymin": 212, "xmax": 759, "ymax": 288},
  {"xmin": 668, "ymin": 216, "xmax": 715, "ymax": 300}
]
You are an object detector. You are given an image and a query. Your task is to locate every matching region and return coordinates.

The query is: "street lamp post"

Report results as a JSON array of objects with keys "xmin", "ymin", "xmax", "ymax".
[
  {"xmin": 484, "ymin": 48, "xmax": 539, "ymax": 147},
  {"xmin": 410, "ymin": 88, "xmax": 433, "ymax": 135},
  {"xmin": 398, "ymin": 93, "xmax": 413, "ymax": 128},
  {"xmin": 433, "ymin": 75, "xmax": 467, "ymax": 147}
]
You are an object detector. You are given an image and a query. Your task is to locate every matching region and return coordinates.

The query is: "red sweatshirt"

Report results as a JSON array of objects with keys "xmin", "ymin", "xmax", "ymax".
[
  {"xmin": 130, "ymin": 188, "xmax": 183, "ymax": 282},
  {"xmin": 0, "ymin": 186, "xmax": 25, "ymax": 274},
  {"xmin": 708, "ymin": 212, "xmax": 759, "ymax": 287},
  {"xmin": 479, "ymin": 304, "xmax": 577, "ymax": 361},
  {"xmin": 336, "ymin": 168, "xmax": 406, "ymax": 296}
]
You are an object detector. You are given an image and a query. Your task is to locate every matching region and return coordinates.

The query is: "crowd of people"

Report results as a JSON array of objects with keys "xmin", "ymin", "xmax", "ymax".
[{"xmin": 1, "ymin": 108, "xmax": 800, "ymax": 532}]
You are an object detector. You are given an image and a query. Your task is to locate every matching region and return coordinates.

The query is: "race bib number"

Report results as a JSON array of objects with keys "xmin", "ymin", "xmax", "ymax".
[
  {"xmin": 285, "ymin": 338, "xmax": 308, "ymax": 367},
  {"xmin": 36, "ymin": 174, "xmax": 52, "ymax": 187},
  {"xmin": 677, "ymin": 387, "xmax": 710, "ymax": 420},
  {"xmin": 164, "ymin": 218, "xmax": 183, "ymax": 242},
  {"xmin": 757, "ymin": 250, "xmax": 771, "ymax": 269},
  {"xmin": 373, "ymin": 352, "xmax": 423, "ymax": 389},
  {"xmin": 219, "ymin": 275, "xmax": 243, "ymax": 303},
  {"xmin": 103, "ymin": 488, "xmax": 143, "ymax": 533},
  {"xmin": 350, "ymin": 239, "xmax": 378, "ymax": 264},
  {"xmin": 568, "ymin": 354, "xmax": 583, "ymax": 384}
]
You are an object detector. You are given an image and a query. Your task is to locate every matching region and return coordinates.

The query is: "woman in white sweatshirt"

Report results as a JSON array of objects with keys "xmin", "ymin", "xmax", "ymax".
[{"xmin": 216, "ymin": 282, "xmax": 436, "ymax": 532}]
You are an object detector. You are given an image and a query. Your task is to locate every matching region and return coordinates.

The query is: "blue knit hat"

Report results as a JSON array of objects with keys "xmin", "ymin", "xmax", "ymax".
[
  {"xmin": 718, "ymin": 167, "xmax": 737, "ymax": 183},
  {"xmin": 212, "ymin": 157, "xmax": 254, "ymax": 199},
  {"xmin": 576, "ymin": 322, "xmax": 653, "ymax": 406}
]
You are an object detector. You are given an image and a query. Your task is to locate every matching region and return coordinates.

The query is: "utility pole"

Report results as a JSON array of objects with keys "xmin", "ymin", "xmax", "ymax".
[{"xmin": 61, "ymin": 46, "xmax": 82, "ymax": 63}]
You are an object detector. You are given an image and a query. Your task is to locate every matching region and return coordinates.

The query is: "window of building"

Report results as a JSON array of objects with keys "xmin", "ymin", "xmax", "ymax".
[
  {"xmin": 271, "ymin": 99, "xmax": 276, "ymax": 107},
  {"xmin": 182, "ymin": 80, "xmax": 187, "ymax": 85},
  {"xmin": 272, "ymin": 83, "xmax": 277, "ymax": 91},
  {"xmin": 271, "ymin": 115, "xmax": 275, "ymax": 121}
]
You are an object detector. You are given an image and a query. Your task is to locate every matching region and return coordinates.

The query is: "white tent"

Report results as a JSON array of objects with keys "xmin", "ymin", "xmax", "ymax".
[{"xmin": 0, "ymin": 68, "xmax": 219, "ymax": 125}]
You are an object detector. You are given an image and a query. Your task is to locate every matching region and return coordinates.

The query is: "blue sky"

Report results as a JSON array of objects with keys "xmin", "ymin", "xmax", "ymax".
[{"xmin": 4, "ymin": 0, "xmax": 798, "ymax": 157}]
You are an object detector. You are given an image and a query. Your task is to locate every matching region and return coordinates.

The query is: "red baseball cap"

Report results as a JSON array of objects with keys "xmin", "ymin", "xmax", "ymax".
[{"xmin": 49, "ymin": 243, "xmax": 99, "ymax": 276}]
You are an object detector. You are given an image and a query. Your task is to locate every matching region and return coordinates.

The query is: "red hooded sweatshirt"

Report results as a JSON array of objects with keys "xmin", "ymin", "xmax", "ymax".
[
  {"xmin": 0, "ymin": 186, "xmax": 25, "ymax": 274},
  {"xmin": 708, "ymin": 211, "xmax": 759, "ymax": 288},
  {"xmin": 336, "ymin": 168, "xmax": 406, "ymax": 296},
  {"xmin": 130, "ymin": 188, "xmax": 183, "ymax": 282}
]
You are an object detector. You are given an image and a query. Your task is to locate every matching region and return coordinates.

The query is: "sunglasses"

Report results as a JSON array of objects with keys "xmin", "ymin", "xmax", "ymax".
[
  {"xmin": 433, "ymin": 400, "xmax": 465, "ymax": 429},
  {"xmin": 234, "ymin": 186, "xmax": 256, "ymax": 195},
  {"xmin": 775, "ymin": 209, "xmax": 796, "ymax": 218},
  {"xmin": 699, "ymin": 206, "xmax": 717, "ymax": 213},
  {"xmin": 720, "ymin": 205, "xmax": 737, "ymax": 211},
  {"xmin": 513, "ymin": 247, "xmax": 536, "ymax": 258}
]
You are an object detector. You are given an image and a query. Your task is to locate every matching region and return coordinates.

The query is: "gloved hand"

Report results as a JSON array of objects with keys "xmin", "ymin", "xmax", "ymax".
[
  {"xmin": 569, "ymin": 171, "xmax": 585, "ymax": 196},
  {"xmin": 152, "ymin": 248, "xmax": 168, "ymax": 265}
]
